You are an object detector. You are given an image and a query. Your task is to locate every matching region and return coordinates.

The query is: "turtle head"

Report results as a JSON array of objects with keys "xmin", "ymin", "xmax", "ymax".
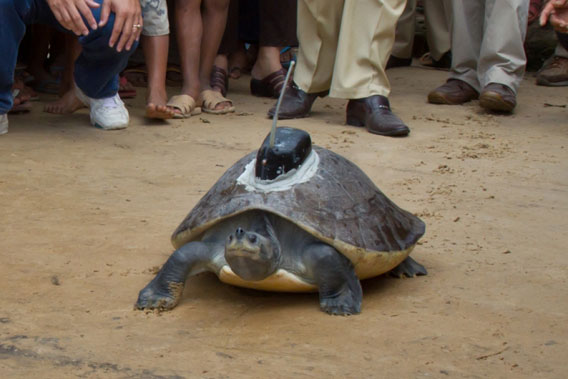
[{"xmin": 224, "ymin": 218, "xmax": 281, "ymax": 281}]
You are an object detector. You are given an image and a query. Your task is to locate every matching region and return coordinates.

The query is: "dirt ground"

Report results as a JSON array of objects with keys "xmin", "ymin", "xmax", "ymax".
[{"xmin": 1, "ymin": 67, "xmax": 567, "ymax": 378}]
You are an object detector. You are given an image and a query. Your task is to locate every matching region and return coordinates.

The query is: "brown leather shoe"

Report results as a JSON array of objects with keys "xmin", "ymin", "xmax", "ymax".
[
  {"xmin": 479, "ymin": 83, "xmax": 516, "ymax": 113},
  {"xmin": 346, "ymin": 95, "xmax": 410, "ymax": 137},
  {"xmin": 428, "ymin": 79, "xmax": 479, "ymax": 105},
  {"xmin": 267, "ymin": 84, "xmax": 328, "ymax": 119},
  {"xmin": 536, "ymin": 56, "xmax": 568, "ymax": 87}
]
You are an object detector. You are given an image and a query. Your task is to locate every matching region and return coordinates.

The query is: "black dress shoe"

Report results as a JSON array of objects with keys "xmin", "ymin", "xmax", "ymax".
[
  {"xmin": 346, "ymin": 95, "xmax": 410, "ymax": 137},
  {"xmin": 267, "ymin": 84, "xmax": 328, "ymax": 119},
  {"xmin": 386, "ymin": 56, "xmax": 412, "ymax": 70}
]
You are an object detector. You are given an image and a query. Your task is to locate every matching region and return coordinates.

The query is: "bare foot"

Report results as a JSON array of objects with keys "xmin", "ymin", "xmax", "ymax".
[
  {"xmin": 228, "ymin": 49, "xmax": 249, "ymax": 79},
  {"xmin": 146, "ymin": 89, "xmax": 175, "ymax": 119},
  {"xmin": 146, "ymin": 103, "xmax": 175, "ymax": 119},
  {"xmin": 44, "ymin": 89, "xmax": 85, "ymax": 114}
]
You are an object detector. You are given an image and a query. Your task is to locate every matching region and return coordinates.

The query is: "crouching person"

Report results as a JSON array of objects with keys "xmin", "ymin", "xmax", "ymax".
[{"xmin": 0, "ymin": 0, "xmax": 142, "ymax": 135}]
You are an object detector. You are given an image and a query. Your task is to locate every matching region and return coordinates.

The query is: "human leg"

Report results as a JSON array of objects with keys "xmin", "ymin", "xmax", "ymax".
[
  {"xmin": 200, "ymin": 0, "xmax": 232, "ymax": 112},
  {"xmin": 424, "ymin": 0, "xmax": 452, "ymax": 62},
  {"xmin": 478, "ymin": 0, "xmax": 528, "ymax": 94},
  {"xmin": 390, "ymin": 0, "xmax": 416, "ymax": 64},
  {"xmin": 294, "ymin": 0, "xmax": 344, "ymax": 93},
  {"xmin": 250, "ymin": 0, "xmax": 297, "ymax": 98},
  {"xmin": 332, "ymin": 0, "xmax": 406, "ymax": 99},
  {"xmin": 140, "ymin": 0, "xmax": 174, "ymax": 119},
  {"xmin": 175, "ymin": 0, "xmax": 203, "ymax": 103},
  {"xmin": 0, "ymin": 0, "xmax": 31, "ymax": 117},
  {"xmin": 44, "ymin": 36, "xmax": 84, "ymax": 114},
  {"xmin": 448, "ymin": 0, "xmax": 484, "ymax": 92}
]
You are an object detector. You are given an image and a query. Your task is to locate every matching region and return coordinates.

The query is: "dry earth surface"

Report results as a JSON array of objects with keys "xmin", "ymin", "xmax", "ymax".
[{"xmin": 1, "ymin": 67, "xmax": 567, "ymax": 378}]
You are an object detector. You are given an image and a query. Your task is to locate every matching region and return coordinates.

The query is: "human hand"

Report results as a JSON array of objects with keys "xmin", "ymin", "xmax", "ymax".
[
  {"xmin": 98, "ymin": 0, "xmax": 143, "ymax": 52},
  {"xmin": 46, "ymin": 0, "xmax": 100, "ymax": 36},
  {"xmin": 540, "ymin": 0, "xmax": 568, "ymax": 33}
]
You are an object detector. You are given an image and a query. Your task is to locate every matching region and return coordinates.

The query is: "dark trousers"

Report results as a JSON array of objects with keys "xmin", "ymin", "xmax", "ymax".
[
  {"xmin": 218, "ymin": 0, "xmax": 298, "ymax": 54},
  {"xmin": 0, "ymin": 0, "xmax": 137, "ymax": 114},
  {"xmin": 558, "ymin": 32, "xmax": 568, "ymax": 53}
]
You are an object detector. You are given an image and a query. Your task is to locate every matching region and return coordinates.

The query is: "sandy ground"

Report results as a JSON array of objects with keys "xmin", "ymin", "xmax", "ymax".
[{"xmin": 0, "ymin": 67, "xmax": 567, "ymax": 378}]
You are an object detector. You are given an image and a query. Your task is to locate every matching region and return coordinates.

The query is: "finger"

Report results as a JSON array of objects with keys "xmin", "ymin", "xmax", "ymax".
[
  {"xmin": 126, "ymin": 17, "xmax": 142, "ymax": 50},
  {"xmin": 66, "ymin": 4, "xmax": 90, "ymax": 36},
  {"xmin": 59, "ymin": 7, "xmax": 82, "ymax": 35},
  {"xmin": 85, "ymin": 0, "xmax": 101, "ymax": 8},
  {"xmin": 540, "ymin": 5, "xmax": 553, "ymax": 26},
  {"xmin": 76, "ymin": 1, "xmax": 98, "ymax": 30},
  {"xmin": 116, "ymin": 13, "xmax": 134, "ymax": 52},
  {"xmin": 109, "ymin": 11, "xmax": 127, "ymax": 50},
  {"xmin": 99, "ymin": 0, "xmax": 111, "ymax": 27}
]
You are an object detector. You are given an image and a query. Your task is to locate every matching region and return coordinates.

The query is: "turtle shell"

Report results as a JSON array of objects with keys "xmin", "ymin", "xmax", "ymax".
[{"xmin": 172, "ymin": 147, "xmax": 425, "ymax": 279}]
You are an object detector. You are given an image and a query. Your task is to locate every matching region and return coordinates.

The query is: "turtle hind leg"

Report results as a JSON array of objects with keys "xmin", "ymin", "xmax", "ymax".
[
  {"xmin": 135, "ymin": 241, "xmax": 212, "ymax": 311},
  {"xmin": 303, "ymin": 243, "xmax": 362, "ymax": 316},
  {"xmin": 389, "ymin": 256, "xmax": 427, "ymax": 278}
]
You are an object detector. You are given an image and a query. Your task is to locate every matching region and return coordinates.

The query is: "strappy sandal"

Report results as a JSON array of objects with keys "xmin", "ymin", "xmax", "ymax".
[
  {"xmin": 210, "ymin": 66, "xmax": 229, "ymax": 97},
  {"xmin": 250, "ymin": 68, "xmax": 290, "ymax": 98},
  {"xmin": 199, "ymin": 89, "xmax": 235, "ymax": 114},
  {"xmin": 167, "ymin": 94, "xmax": 202, "ymax": 119}
]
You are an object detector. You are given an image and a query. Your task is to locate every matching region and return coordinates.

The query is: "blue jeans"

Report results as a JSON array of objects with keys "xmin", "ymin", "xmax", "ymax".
[{"xmin": 0, "ymin": 0, "xmax": 137, "ymax": 114}]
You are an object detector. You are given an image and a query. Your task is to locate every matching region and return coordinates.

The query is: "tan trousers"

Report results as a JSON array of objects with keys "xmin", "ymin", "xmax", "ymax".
[
  {"xmin": 294, "ymin": 0, "xmax": 406, "ymax": 99},
  {"xmin": 392, "ymin": 0, "xmax": 452, "ymax": 61},
  {"xmin": 450, "ymin": 0, "xmax": 529, "ymax": 94}
]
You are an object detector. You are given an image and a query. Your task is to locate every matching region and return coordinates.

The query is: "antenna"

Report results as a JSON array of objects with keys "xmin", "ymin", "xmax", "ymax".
[{"xmin": 269, "ymin": 61, "xmax": 295, "ymax": 148}]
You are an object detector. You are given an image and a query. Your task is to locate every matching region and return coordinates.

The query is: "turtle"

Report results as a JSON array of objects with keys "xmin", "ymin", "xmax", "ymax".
[{"xmin": 136, "ymin": 127, "xmax": 426, "ymax": 315}]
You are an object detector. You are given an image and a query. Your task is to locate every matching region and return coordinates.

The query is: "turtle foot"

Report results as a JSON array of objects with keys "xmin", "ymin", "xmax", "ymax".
[
  {"xmin": 319, "ymin": 281, "xmax": 362, "ymax": 316},
  {"xmin": 389, "ymin": 256, "xmax": 427, "ymax": 278},
  {"xmin": 135, "ymin": 281, "xmax": 184, "ymax": 311}
]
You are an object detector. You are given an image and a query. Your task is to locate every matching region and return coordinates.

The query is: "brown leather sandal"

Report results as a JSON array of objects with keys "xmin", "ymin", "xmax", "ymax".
[
  {"xmin": 250, "ymin": 68, "xmax": 290, "ymax": 98},
  {"xmin": 210, "ymin": 66, "xmax": 229, "ymax": 97}
]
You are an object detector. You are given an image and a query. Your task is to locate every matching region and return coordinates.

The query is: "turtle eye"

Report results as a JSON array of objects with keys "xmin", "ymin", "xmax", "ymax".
[
  {"xmin": 228, "ymin": 235, "xmax": 233, "ymax": 242},
  {"xmin": 248, "ymin": 235, "xmax": 257, "ymax": 243}
]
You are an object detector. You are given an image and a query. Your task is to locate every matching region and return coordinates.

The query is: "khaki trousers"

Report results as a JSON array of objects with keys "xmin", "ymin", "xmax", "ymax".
[
  {"xmin": 450, "ymin": 0, "xmax": 529, "ymax": 94},
  {"xmin": 294, "ymin": 0, "xmax": 406, "ymax": 99},
  {"xmin": 392, "ymin": 0, "xmax": 452, "ymax": 61}
]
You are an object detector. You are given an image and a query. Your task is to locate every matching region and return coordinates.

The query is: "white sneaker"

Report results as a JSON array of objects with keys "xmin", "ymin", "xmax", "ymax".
[
  {"xmin": 75, "ymin": 86, "xmax": 129, "ymax": 130},
  {"xmin": 0, "ymin": 114, "xmax": 8, "ymax": 135}
]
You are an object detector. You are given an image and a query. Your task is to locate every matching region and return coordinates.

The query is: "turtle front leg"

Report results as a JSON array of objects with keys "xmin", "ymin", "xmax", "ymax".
[
  {"xmin": 303, "ymin": 243, "xmax": 362, "ymax": 316},
  {"xmin": 136, "ymin": 242, "xmax": 212, "ymax": 311}
]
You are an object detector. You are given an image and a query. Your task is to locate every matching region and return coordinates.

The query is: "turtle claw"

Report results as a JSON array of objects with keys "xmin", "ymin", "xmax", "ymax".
[
  {"xmin": 389, "ymin": 256, "xmax": 427, "ymax": 278},
  {"xmin": 319, "ymin": 281, "xmax": 362, "ymax": 316},
  {"xmin": 135, "ymin": 281, "xmax": 184, "ymax": 311}
]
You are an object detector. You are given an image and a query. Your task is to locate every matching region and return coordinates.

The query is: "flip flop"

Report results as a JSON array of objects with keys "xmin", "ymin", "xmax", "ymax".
[
  {"xmin": 123, "ymin": 65, "xmax": 148, "ymax": 87},
  {"xmin": 167, "ymin": 94, "xmax": 202, "ymax": 119},
  {"xmin": 119, "ymin": 76, "xmax": 137, "ymax": 99},
  {"xmin": 9, "ymin": 89, "xmax": 32, "ymax": 114},
  {"xmin": 199, "ymin": 90, "xmax": 235, "ymax": 115}
]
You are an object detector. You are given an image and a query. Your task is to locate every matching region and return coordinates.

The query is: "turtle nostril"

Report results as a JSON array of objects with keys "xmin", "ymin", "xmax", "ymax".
[{"xmin": 235, "ymin": 228, "xmax": 244, "ymax": 238}]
